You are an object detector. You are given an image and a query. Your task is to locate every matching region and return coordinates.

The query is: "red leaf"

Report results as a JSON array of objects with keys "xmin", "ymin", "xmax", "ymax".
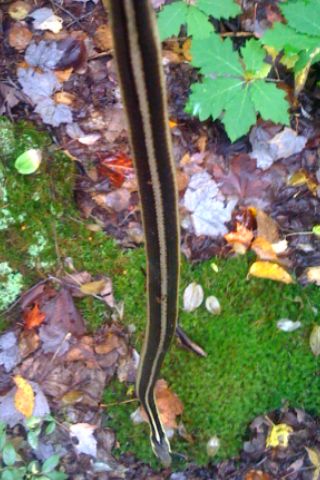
[
  {"xmin": 23, "ymin": 303, "xmax": 46, "ymax": 330},
  {"xmin": 98, "ymin": 153, "xmax": 134, "ymax": 188}
]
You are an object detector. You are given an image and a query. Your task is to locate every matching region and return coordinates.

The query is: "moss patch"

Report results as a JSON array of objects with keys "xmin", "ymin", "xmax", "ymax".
[{"xmin": 1, "ymin": 118, "xmax": 320, "ymax": 468}]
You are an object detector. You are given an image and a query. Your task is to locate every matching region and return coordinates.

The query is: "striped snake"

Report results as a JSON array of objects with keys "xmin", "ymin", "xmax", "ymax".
[{"xmin": 104, "ymin": 0, "xmax": 180, "ymax": 466}]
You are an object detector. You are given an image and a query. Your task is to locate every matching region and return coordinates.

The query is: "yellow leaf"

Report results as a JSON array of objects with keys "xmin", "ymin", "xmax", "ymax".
[
  {"xmin": 306, "ymin": 447, "xmax": 320, "ymax": 468},
  {"xmin": 251, "ymin": 237, "xmax": 278, "ymax": 261},
  {"xmin": 310, "ymin": 325, "xmax": 320, "ymax": 357},
  {"xmin": 248, "ymin": 261, "xmax": 294, "ymax": 284},
  {"xmin": 295, "ymin": 47, "xmax": 320, "ymax": 96},
  {"xmin": 79, "ymin": 279, "xmax": 106, "ymax": 295},
  {"xmin": 266, "ymin": 423, "xmax": 293, "ymax": 448},
  {"xmin": 14, "ymin": 375, "xmax": 34, "ymax": 418},
  {"xmin": 287, "ymin": 169, "xmax": 318, "ymax": 195}
]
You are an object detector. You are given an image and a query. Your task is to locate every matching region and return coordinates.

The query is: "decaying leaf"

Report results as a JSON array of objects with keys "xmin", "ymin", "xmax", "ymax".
[
  {"xmin": 0, "ymin": 332, "xmax": 21, "ymax": 373},
  {"xmin": 97, "ymin": 153, "xmax": 134, "ymax": 188},
  {"xmin": 266, "ymin": 423, "xmax": 293, "ymax": 448},
  {"xmin": 9, "ymin": 1, "xmax": 32, "ymax": 20},
  {"xmin": 309, "ymin": 325, "xmax": 320, "ymax": 357},
  {"xmin": 254, "ymin": 208, "xmax": 279, "ymax": 244},
  {"xmin": 306, "ymin": 447, "xmax": 320, "ymax": 480},
  {"xmin": 13, "ymin": 375, "xmax": 35, "ymax": 418},
  {"xmin": 8, "ymin": 23, "xmax": 32, "ymax": 51},
  {"xmin": 23, "ymin": 303, "xmax": 46, "ymax": 330},
  {"xmin": 30, "ymin": 7, "xmax": 63, "ymax": 33},
  {"xmin": 205, "ymin": 296, "xmax": 221, "ymax": 315},
  {"xmin": 287, "ymin": 169, "xmax": 318, "ymax": 196},
  {"xmin": 80, "ymin": 279, "xmax": 107, "ymax": 296},
  {"xmin": 183, "ymin": 282, "xmax": 204, "ymax": 312},
  {"xmin": 139, "ymin": 379, "xmax": 183, "ymax": 429},
  {"xmin": 245, "ymin": 471, "xmax": 272, "ymax": 480},
  {"xmin": 248, "ymin": 261, "xmax": 294, "ymax": 284}
]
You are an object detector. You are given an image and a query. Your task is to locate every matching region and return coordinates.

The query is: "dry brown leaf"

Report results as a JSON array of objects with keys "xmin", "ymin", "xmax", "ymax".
[
  {"xmin": 14, "ymin": 375, "xmax": 34, "ymax": 418},
  {"xmin": 54, "ymin": 91, "xmax": 76, "ymax": 105},
  {"xmin": 93, "ymin": 24, "xmax": 113, "ymax": 51},
  {"xmin": 19, "ymin": 330, "xmax": 40, "ymax": 358},
  {"xmin": 254, "ymin": 208, "xmax": 279, "ymax": 244},
  {"xmin": 94, "ymin": 333, "xmax": 123, "ymax": 356},
  {"xmin": 248, "ymin": 261, "xmax": 294, "ymax": 284},
  {"xmin": 54, "ymin": 67, "xmax": 73, "ymax": 82},
  {"xmin": 8, "ymin": 23, "xmax": 32, "ymax": 51},
  {"xmin": 140, "ymin": 379, "xmax": 183, "ymax": 429},
  {"xmin": 176, "ymin": 170, "xmax": 189, "ymax": 192},
  {"xmin": 251, "ymin": 237, "xmax": 278, "ymax": 261},
  {"xmin": 245, "ymin": 471, "xmax": 272, "ymax": 480}
]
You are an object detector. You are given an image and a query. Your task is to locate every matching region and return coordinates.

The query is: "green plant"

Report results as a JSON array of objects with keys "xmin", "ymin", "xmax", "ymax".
[
  {"xmin": 261, "ymin": 0, "xmax": 320, "ymax": 94},
  {"xmin": 0, "ymin": 420, "xmax": 66, "ymax": 480},
  {"xmin": 186, "ymin": 36, "xmax": 289, "ymax": 141},
  {"xmin": 157, "ymin": 0, "xmax": 241, "ymax": 41}
]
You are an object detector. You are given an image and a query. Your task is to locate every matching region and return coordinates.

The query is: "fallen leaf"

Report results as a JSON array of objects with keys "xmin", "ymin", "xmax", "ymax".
[
  {"xmin": 266, "ymin": 423, "xmax": 293, "ymax": 448},
  {"xmin": 0, "ymin": 332, "xmax": 21, "ymax": 373},
  {"xmin": 30, "ymin": 7, "xmax": 63, "ymax": 33},
  {"xmin": 254, "ymin": 208, "xmax": 279, "ymax": 244},
  {"xmin": 70, "ymin": 423, "xmax": 97, "ymax": 457},
  {"xmin": 312, "ymin": 225, "xmax": 320, "ymax": 236},
  {"xmin": 287, "ymin": 169, "xmax": 318, "ymax": 196},
  {"xmin": 13, "ymin": 375, "xmax": 34, "ymax": 418},
  {"xmin": 271, "ymin": 239, "xmax": 288, "ymax": 255},
  {"xmin": 140, "ymin": 379, "xmax": 183, "ymax": 429},
  {"xmin": 61, "ymin": 390, "xmax": 84, "ymax": 405},
  {"xmin": 15, "ymin": 148, "xmax": 42, "ymax": 175},
  {"xmin": 225, "ymin": 222, "xmax": 254, "ymax": 254},
  {"xmin": 8, "ymin": 23, "xmax": 32, "ymax": 51},
  {"xmin": 19, "ymin": 330, "xmax": 40, "ymax": 358},
  {"xmin": 306, "ymin": 447, "xmax": 320, "ymax": 480},
  {"xmin": 93, "ymin": 24, "xmax": 113, "ymax": 51},
  {"xmin": 251, "ymin": 237, "xmax": 278, "ymax": 261},
  {"xmin": 23, "ymin": 303, "xmax": 46, "ymax": 330},
  {"xmin": 8, "ymin": 1, "xmax": 31, "ymax": 20},
  {"xmin": 98, "ymin": 153, "xmax": 134, "ymax": 188},
  {"xmin": 183, "ymin": 282, "xmax": 204, "ymax": 312},
  {"xmin": 248, "ymin": 261, "xmax": 294, "ymax": 284},
  {"xmin": 80, "ymin": 279, "xmax": 107, "ymax": 296},
  {"xmin": 305, "ymin": 267, "xmax": 320, "ymax": 286},
  {"xmin": 206, "ymin": 436, "xmax": 220, "ymax": 457},
  {"xmin": 205, "ymin": 296, "xmax": 221, "ymax": 315},
  {"xmin": 277, "ymin": 319, "xmax": 301, "ymax": 332},
  {"xmin": 310, "ymin": 325, "xmax": 320, "ymax": 356},
  {"xmin": 53, "ymin": 91, "xmax": 76, "ymax": 106},
  {"xmin": 92, "ymin": 189, "xmax": 131, "ymax": 213},
  {"xmin": 245, "ymin": 471, "xmax": 272, "ymax": 480}
]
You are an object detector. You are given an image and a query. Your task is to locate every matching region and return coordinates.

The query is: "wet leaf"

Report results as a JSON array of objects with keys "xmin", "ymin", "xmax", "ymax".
[
  {"xmin": 61, "ymin": 390, "xmax": 84, "ymax": 405},
  {"xmin": 205, "ymin": 296, "xmax": 221, "ymax": 315},
  {"xmin": 310, "ymin": 325, "xmax": 320, "ymax": 356},
  {"xmin": 98, "ymin": 153, "xmax": 134, "ymax": 188},
  {"xmin": 14, "ymin": 375, "xmax": 35, "ymax": 418},
  {"xmin": 248, "ymin": 261, "xmax": 294, "ymax": 284},
  {"xmin": 15, "ymin": 149, "xmax": 42, "ymax": 175},
  {"xmin": 23, "ymin": 303, "xmax": 46, "ymax": 330},
  {"xmin": 266, "ymin": 423, "xmax": 293, "ymax": 448},
  {"xmin": 183, "ymin": 282, "xmax": 204, "ymax": 312}
]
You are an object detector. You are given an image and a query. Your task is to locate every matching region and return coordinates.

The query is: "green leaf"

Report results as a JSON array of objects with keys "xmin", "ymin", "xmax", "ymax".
[
  {"xmin": 2, "ymin": 443, "xmax": 16, "ymax": 466},
  {"xmin": 312, "ymin": 225, "xmax": 320, "ymax": 236},
  {"xmin": 241, "ymin": 39, "xmax": 268, "ymax": 77},
  {"xmin": 261, "ymin": 22, "xmax": 319, "ymax": 53},
  {"xmin": 187, "ymin": 77, "xmax": 243, "ymax": 121},
  {"xmin": 1, "ymin": 470, "xmax": 16, "ymax": 480},
  {"xmin": 191, "ymin": 33, "xmax": 243, "ymax": 75},
  {"xmin": 281, "ymin": 0, "xmax": 320, "ymax": 37},
  {"xmin": 157, "ymin": 1, "xmax": 188, "ymax": 41},
  {"xmin": 45, "ymin": 421, "xmax": 56, "ymax": 435},
  {"xmin": 42, "ymin": 455, "xmax": 60, "ymax": 474},
  {"xmin": 197, "ymin": 0, "xmax": 241, "ymax": 19},
  {"xmin": 186, "ymin": 5, "xmax": 213, "ymax": 39},
  {"xmin": 251, "ymin": 80, "xmax": 290, "ymax": 125},
  {"xmin": 14, "ymin": 148, "xmax": 42, "ymax": 175},
  {"xmin": 223, "ymin": 84, "xmax": 257, "ymax": 141},
  {"xmin": 46, "ymin": 472, "xmax": 68, "ymax": 480},
  {"xmin": 27, "ymin": 430, "xmax": 40, "ymax": 450},
  {"xmin": 0, "ymin": 429, "xmax": 6, "ymax": 450}
]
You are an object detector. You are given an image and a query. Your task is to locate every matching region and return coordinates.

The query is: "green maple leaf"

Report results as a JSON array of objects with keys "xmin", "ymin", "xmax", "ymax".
[
  {"xmin": 262, "ymin": 23, "xmax": 319, "ymax": 54},
  {"xmin": 280, "ymin": 0, "xmax": 320, "ymax": 37},
  {"xmin": 157, "ymin": 0, "xmax": 241, "ymax": 41},
  {"xmin": 187, "ymin": 35, "xmax": 290, "ymax": 141},
  {"xmin": 197, "ymin": 0, "xmax": 241, "ymax": 19}
]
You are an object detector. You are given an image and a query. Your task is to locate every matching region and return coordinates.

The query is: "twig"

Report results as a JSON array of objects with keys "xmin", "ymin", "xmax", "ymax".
[{"xmin": 99, "ymin": 398, "xmax": 138, "ymax": 408}]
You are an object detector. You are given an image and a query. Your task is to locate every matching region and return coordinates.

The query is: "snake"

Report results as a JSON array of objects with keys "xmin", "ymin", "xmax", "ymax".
[{"xmin": 104, "ymin": 0, "xmax": 180, "ymax": 466}]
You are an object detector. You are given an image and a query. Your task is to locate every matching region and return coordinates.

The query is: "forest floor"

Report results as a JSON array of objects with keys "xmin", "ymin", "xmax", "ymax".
[{"xmin": 1, "ymin": 0, "xmax": 320, "ymax": 479}]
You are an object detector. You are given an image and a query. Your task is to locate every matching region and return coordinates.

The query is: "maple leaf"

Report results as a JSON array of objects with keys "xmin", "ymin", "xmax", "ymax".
[
  {"xmin": 98, "ymin": 153, "xmax": 134, "ymax": 188},
  {"xmin": 14, "ymin": 375, "xmax": 35, "ymax": 418},
  {"xmin": 23, "ymin": 303, "xmax": 46, "ymax": 330}
]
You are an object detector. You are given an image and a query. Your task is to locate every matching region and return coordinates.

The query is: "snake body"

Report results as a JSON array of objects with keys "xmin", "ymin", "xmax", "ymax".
[{"xmin": 105, "ymin": 0, "xmax": 180, "ymax": 466}]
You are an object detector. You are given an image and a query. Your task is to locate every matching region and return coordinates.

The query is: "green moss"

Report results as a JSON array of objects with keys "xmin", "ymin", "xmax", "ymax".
[{"xmin": 1, "ymin": 117, "xmax": 320, "ymax": 469}]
